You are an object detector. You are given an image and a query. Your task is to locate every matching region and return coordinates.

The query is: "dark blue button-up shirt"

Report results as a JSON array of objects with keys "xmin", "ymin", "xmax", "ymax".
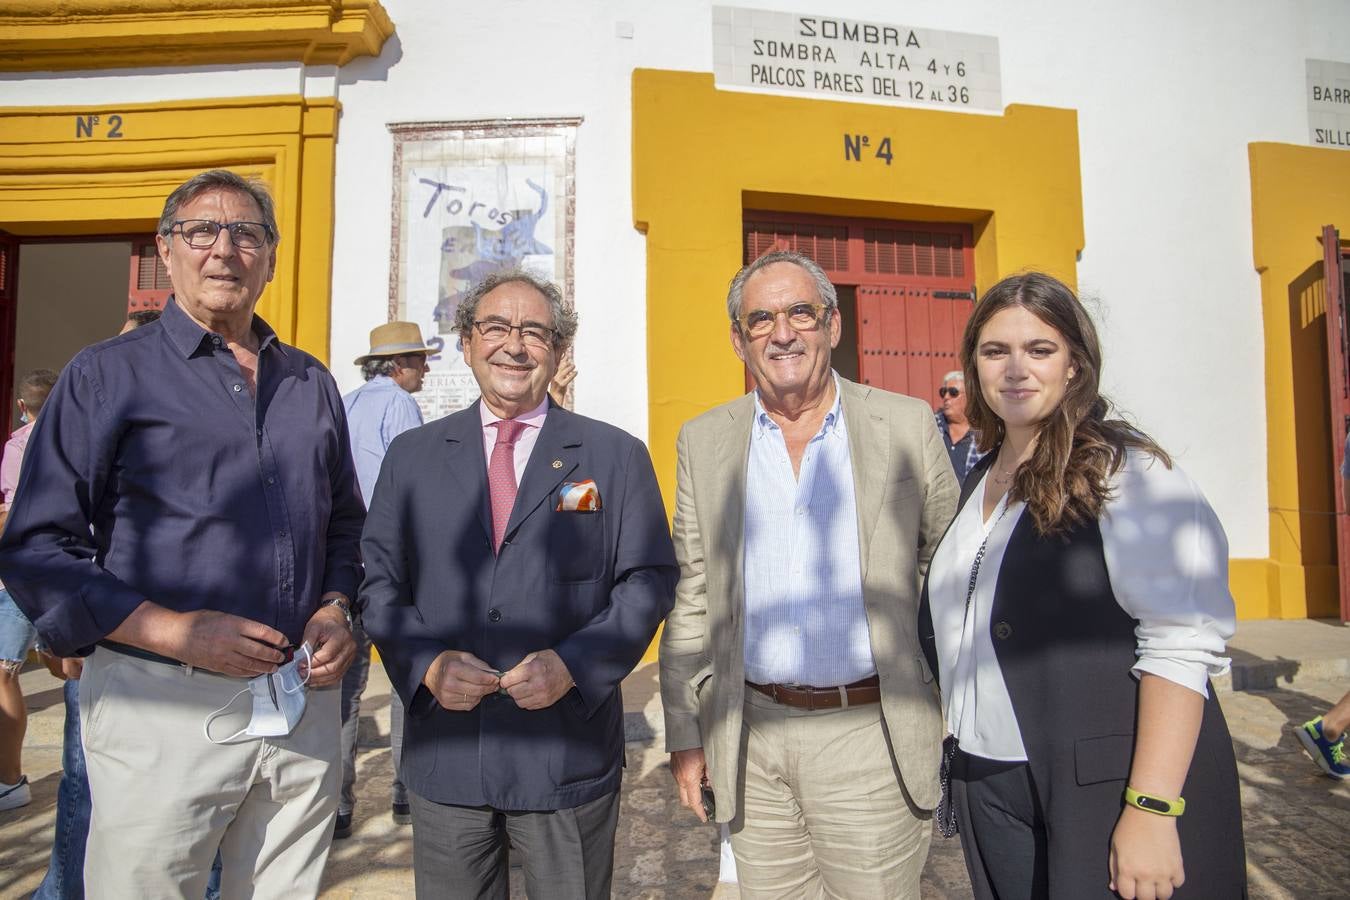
[{"xmin": 0, "ymin": 298, "xmax": 365, "ymax": 657}]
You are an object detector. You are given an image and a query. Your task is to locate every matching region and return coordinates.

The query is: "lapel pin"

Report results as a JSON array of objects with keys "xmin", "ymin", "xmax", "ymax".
[{"xmin": 552, "ymin": 459, "xmax": 563, "ymax": 469}]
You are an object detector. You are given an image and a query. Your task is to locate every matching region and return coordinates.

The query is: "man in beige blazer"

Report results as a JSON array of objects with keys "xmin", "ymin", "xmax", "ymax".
[{"xmin": 659, "ymin": 250, "xmax": 958, "ymax": 898}]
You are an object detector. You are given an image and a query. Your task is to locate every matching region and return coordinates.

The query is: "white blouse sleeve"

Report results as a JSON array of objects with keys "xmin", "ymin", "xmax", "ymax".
[{"xmin": 1099, "ymin": 450, "xmax": 1236, "ymax": 698}]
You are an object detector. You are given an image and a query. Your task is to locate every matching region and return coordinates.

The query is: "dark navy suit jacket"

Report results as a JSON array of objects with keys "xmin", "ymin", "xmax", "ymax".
[{"xmin": 361, "ymin": 400, "xmax": 677, "ymax": 811}]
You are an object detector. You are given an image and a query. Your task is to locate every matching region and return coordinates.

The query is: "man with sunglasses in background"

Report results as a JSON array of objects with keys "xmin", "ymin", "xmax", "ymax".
[
  {"xmin": 659, "ymin": 250, "xmax": 958, "ymax": 898},
  {"xmin": 0, "ymin": 170, "xmax": 364, "ymax": 896},
  {"xmin": 361, "ymin": 270, "xmax": 676, "ymax": 897},
  {"xmin": 935, "ymin": 370, "xmax": 986, "ymax": 486}
]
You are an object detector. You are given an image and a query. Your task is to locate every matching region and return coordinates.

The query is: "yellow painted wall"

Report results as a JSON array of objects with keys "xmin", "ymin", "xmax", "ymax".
[
  {"xmin": 632, "ymin": 69, "xmax": 1084, "ymax": 511},
  {"xmin": 0, "ymin": 0, "xmax": 394, "ymax": 359},
  {"xmin": 0, "ymin": 95, "xmax": 339, "ymax": 360},
  {"xmin": 0, "ymin": 0, "xmax": 394, "ymax": 71},
  {"xmin": 632, "ymin": 71, "xmax": 1320, "ymax": 623},
  {"xmin": 1247, "ymin": 142, "xmax": 1350, "ymax": 619}
]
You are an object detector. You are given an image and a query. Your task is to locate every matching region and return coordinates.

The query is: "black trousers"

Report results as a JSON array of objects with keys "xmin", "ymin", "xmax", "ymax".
[
  {"xmin": 951, "ymin": 750, "xmax": 1049, "ymax": 900},
  {"xmin": 408, "ymin": 789, "xmax": 620, "ymax": 900},
  {"xmin": 952, "ymin": 748, "xmax": 1247, "ymax": 900}
]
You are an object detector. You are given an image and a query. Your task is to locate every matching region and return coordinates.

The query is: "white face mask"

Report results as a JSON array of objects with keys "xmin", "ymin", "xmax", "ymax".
[{"xmin": 204, "ymin": 643, "xmax": 312, "ymax": 744}]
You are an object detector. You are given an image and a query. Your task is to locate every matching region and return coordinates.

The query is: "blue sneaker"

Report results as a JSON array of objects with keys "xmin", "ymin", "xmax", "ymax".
[{"xmin": 1295, "ymin": 717, "xmax": 1350, "ymax": 779}]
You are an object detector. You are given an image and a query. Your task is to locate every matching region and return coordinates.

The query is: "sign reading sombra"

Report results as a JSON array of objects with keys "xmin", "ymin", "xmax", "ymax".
[{"xmin": 713, "ymin": 6, "xmax": 1001, "ymax": 112}]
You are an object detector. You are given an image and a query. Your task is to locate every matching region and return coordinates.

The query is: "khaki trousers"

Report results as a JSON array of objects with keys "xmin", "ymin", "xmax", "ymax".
[
  {"xmin": 729, "ymin": 687, "xmax": 931, "ymax": 900},
  {"xmin": 80, "ymin": 648, "xmax": 340, "ymax": 899}
]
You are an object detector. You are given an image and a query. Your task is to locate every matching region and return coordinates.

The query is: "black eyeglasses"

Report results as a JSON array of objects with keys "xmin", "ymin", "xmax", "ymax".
[
  {"xmin": 170, "ymin": 219, "xmax": 272, "ymax": 250},
  {"xmin": 471, "ymin": 320, "xmax": 556, "ymax": 348},
  {"xmin": 938, "ymin": 386, "xmax": 962, "ymax": 398}
]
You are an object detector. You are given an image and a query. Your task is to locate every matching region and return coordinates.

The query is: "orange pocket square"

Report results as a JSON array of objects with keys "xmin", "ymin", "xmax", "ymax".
[{"xmin": 556, "ymin": 480, "xmax": 602, "ymax": 512}]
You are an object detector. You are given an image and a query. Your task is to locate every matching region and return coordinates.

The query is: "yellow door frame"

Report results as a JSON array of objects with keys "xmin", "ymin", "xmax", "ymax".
[
  {"xmin": 0, "ymin": 0, "xmax": 395, "ymax": 359},
  {"xmin": 632, "ymin": 69, "xmax": 1085, "ymax": 506},
  {"xmin": 0, "ymin": 0, "xmax": 394, "ymax": 72},
  {"xmin": 1248, "ymin": 142, "xmax": 1350, "ymax": 619},
  {"xmin": 632, "ymin": 70, "xmax": 1310, "ymax": 620},
  {"xmin": 0, "ymin": 95, "xmax": 340, "ymax": 357}
]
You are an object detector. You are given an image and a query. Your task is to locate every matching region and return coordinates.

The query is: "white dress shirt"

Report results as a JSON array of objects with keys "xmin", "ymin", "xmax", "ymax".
[
  {"xmin": 742, "ymin": 377, "xmax": 874, "ymax": 687},
  {"xmin": 928, "ymin": 449, "xmax": 1236, "ymax": 761},
  {"xmin": 478, "ymin": 397, "xmax": 548, "ymax": 483}
]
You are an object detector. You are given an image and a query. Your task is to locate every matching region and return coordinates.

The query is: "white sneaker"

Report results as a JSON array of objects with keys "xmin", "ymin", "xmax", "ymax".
[{"xmin": 0, "ymin": 775, "xmax": 31, "ymax": 811}]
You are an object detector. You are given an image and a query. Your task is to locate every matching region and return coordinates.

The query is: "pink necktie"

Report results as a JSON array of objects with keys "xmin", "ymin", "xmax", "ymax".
[{"xmin": 489, "ymin": 419, "xmax": 527, "ymax": 553}]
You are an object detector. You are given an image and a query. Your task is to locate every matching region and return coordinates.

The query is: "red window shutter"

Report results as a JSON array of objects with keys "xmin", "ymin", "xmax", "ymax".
[
  {"xmin": 862, "ymin": 227, "xmax": 966, "ymax": 280},
  {"xmin": 743, "ymin": 219, "xmax": 850, "ymax": 278},
  {"xmin": 128, "ymin": 239, "xmax": 172, "ymax": 312}
]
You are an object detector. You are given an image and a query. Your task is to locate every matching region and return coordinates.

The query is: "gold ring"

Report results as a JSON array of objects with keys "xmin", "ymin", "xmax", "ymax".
[{"xmin": 462, "ymin": 692, "xmax": 468, "ymax": 702}]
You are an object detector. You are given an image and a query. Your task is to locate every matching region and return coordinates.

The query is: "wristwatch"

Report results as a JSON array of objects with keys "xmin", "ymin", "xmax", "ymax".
[
  {"xmin": 320, "ymin": 595, "xmax": 354, "ymax": 631},
  {"xmin": 1124, "ymin": 786, "xmax": 1185, "ymax": 817}
]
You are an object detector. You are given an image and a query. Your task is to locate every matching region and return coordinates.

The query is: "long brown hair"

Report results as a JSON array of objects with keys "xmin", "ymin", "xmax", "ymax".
[{"xmin": 961, "ymin": 272, "xmax": 1171, "ymax": 535}]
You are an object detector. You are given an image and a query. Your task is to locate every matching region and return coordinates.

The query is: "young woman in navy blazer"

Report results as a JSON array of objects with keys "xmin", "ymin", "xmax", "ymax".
[{"xmin": 920, "ymin": 272, "xmax": 1246, "ymax": 900}]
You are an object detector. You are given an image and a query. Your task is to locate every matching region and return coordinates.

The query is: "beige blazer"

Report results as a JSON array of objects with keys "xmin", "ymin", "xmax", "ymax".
[{"xmin": 658, "ymin": 377, "xmax": 959, "ymax": 821}]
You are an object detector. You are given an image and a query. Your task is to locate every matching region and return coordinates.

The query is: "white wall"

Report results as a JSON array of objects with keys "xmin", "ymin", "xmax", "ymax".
[
  {"xmin": 0, "ymin": 62, "xmax": 305, "ymax": 105},
  {"xmin": 8, "ymin": 0, "xmax": 1350, "ymax": 558},
  {"xmin": 328, "ymin": 0, "xmax": 673, "ymax": 447}
]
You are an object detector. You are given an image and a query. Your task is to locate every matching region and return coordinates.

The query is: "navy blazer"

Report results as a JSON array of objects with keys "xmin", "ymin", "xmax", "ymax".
[{"xmin": 361, "ymin": 400, "xmax": 678, "ymax": 811}]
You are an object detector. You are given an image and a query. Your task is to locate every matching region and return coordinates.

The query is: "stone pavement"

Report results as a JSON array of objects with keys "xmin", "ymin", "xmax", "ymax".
[{"xmin": 2, "ymin": 618, "xmax": 1348, "ymax": 898}]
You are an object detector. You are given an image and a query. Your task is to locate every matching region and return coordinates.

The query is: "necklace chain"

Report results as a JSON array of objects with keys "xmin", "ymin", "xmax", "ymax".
[{"xmin": 991, "ymin": 445, "xmax": 1021, "ymax": 483}]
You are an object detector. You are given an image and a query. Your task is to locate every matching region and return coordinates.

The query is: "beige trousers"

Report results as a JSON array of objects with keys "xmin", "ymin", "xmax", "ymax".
[
  {"xmin": 729, "ymin": 687, "xmax": 932, "ymax": 900},
  {"xmin": 80, "ymin": 648, "xmax": 340, "ymax": 899}
]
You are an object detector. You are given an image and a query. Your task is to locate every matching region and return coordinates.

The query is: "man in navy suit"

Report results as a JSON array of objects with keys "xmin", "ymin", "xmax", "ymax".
[{"xmin": 361, "ymin": 270, "xmax": 678, "ymax": 899}]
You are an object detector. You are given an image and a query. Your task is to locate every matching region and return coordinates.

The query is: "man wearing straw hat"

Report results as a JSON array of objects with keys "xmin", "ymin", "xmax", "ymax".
[{"xmin": 336, "ymin": 321, "xmax": 432, "ymax": 838}]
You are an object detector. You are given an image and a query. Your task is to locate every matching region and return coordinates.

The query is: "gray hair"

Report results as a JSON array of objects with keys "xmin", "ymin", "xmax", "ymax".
[
  {"xmin": 453, "ymin": 269, "xmax": 578, "ymax": 348},
  {"xmin": 360, "ymin": 358, "xmax": 400, "ymax": 381},
  {"xmin": 156, "ymin": 170, "xmax": 279, "ymax": 245},
  {"xmin": 942, "ymin": 370, "xmax": 964, "ymax": 384},
  {"xmin": 726, "ymin": 250, "xmax": 838, "ymax": 325}
]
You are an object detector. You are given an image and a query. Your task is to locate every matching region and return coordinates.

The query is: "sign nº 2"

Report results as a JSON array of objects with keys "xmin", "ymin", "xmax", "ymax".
[{"xmin": 74, "ymin": 115, "xmax": 124, "ymax": 139}]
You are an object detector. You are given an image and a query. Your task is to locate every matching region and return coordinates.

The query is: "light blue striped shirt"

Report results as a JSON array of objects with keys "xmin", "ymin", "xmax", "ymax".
[
  {"xmin": 342, "ymin": 375, "xmax": 424, "ymax": 508},
  {"xmin": 743, "ymin": 378, "xmax": 874, "ymax": 686}
]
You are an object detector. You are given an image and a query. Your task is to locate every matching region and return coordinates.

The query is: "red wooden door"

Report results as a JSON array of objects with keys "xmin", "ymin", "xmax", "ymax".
[
  {"xmin": 1322, "ymin": 224, "xmax": 1350, "ymax": 622},
  {"xmin": 0, "ymin": 235, "xmax": 17, "ymax": 437},
  {"xmin": 857, "ymin": 285, "xmax": 973, "ymax": 401}
]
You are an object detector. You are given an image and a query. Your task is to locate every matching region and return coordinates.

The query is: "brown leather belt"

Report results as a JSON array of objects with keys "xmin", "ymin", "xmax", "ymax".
[{"xmin": 746, "ymin": 674, "xmax": 881, "ymax": 710}]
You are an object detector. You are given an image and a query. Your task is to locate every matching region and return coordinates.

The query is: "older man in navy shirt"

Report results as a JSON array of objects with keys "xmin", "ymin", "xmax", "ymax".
[{"xmin": 0, "ymin": 170, "xmax": 364, "ymax": 897}]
